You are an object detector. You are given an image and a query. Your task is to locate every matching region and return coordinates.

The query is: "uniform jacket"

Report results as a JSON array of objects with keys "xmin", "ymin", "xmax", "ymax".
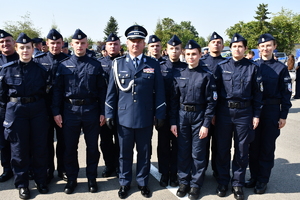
[
  {"xmin": 105, "ymin": 54, "xmax": 166, "ymax": 129},
  {"xmin": 201, "ymin": 54, "xmax": 226, "ymax": 74}
]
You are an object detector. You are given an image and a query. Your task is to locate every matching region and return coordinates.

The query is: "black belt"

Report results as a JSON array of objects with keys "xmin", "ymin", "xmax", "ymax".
[
  {"xmin": 289, "ymin": 70, "xmax": 295, "ymax": 72},
  {"xmin": 263, "ymin": 99, "xmax": 280, "ymax": 105},
  {"xmin": 222, "ymin": 100, "xmax": 252, "ymax": 109},
  {"xmin": 10, "ymin": 97, "xmax": 38, "ymax": 104},
  {"xmin": 64, "ymin": 98, "xmax": 97, "ymax": 106},
  {"xmin": 180, "ymin": 104, "xmax": 205, "ymax": 112}
]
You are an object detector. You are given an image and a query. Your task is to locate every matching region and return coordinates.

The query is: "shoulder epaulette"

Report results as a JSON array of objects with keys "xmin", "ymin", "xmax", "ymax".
[
  {"xmin": 2, "ymin": 60, "xmax": 17, "ymax": 68},
  {"xmin": 218, "ymin": 59, "xmax": 230, "ymax": 65},
  {"xmin": 98, "ymin": 56, "xmax": 104, "ymax": 60},
  {"xmin": 60, "ymin": 56, "xmax": 71, "ymax": 63},
  {"xmin": 159, "ymin": 60, "xmax": 166, "ymax": 65},
  {"xmin": 34, "ymin": 52, "xmax": 46, "ymax": 58},
  {"xmin": 115, "ymin": 55, "xmax": 126, "ymax": 60},
  {"xmin": 36, "ymin": 62, "xmax": 48, "ymax": 71},
  {"xmin": 201, "ymin": 64, "xmax": 213, "ymax": 75},
  {"xmin": 247, "ymin": 59, "xmax": 259, "ymax": 66}
]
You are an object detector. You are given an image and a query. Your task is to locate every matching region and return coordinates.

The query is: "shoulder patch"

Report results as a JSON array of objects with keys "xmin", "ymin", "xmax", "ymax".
[
  {"xmin": 115, "ymin": 55, "xmax": 126, "ymax": 60},
  {"xmin": 34, "ymin": 52, "xmax": 46, "ymax": 58},
  {"xmin": 218, "ymin": 59, "xmax": 230, "ymax": 65},
  {"xmin": 2, "ymin": 60, "xmax": 17, "ymax": 68}
]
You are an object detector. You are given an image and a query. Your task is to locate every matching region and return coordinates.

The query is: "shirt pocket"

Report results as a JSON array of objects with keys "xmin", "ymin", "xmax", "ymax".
[{"xmin": 6, "ymin": 77, "xmax": 22, "ymax": 86}]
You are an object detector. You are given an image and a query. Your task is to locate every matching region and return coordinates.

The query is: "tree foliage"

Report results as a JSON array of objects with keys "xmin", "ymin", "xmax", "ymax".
[
  {"xmin": 154, "ymin": 18, "xmax": 206, "ymax": 49},
  {"xmin": 103, "ymin": 16, "xmax": 119, "ymax": 41},
  {"xmin": 3, "ymin": 12, "xmax": 41, "ymax": 39}
]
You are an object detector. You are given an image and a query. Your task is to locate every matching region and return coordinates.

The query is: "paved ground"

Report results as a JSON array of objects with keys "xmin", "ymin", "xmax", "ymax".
[{"xmin": 1, "ymin": 98, "xmax": 300, "ymax": 199}]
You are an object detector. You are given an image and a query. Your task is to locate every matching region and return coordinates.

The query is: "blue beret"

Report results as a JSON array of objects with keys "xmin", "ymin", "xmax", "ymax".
[
  {"xmin": 32, "ymin": 37, "xmax": 43, "ymax": 44},
  {"xmin": 258, "ymin": 33, "xmax": 275, "ymax": 45},
  {"xmin": 0, "ymin": 29, "xmax": 12, "ymax": 38},
  {"xmin": 62, "ymin": 42, "xmax": 68, "ymax": 48},
  {"xmin": 125, "ymin": 25, "xmax": 147, "ymax": 39},
  {"xmin": 47, "ymin": 29, "xmax": 62, "ymax": 40},
  {"xmin": 101, "ymin": 45, "xmax": 106, "ymax": 51},
  {"xmin": 16, "ymin": 33, "xmax": 32, "ymax": 44},
  {"xmin": 185, "ymin": 39, "xmax": 201, "ymax": 49},
  {"xmin": 106, "ymin": 33, "xmax": 119, "ymax": 42},
  {"xmin": 148, "ymin": 35, "xmax": 161, "ymax": 44},
  {"xmin": 72, "ymin": 29, "xmax": 87, "ymax": 40},
  {"xmin": 167, "ymin": 35, "xmax": 182, "ymax": 46},
  {"xmin": 210, "ymin": 31, "xmax": 223, "ymax": 42},
  {"xmin": 230, "ymin": 33, "xmax": 247, "ymax": 46}
]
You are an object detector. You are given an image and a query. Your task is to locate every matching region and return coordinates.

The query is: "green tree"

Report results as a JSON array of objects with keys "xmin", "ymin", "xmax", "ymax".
[
  {"xmin": 103, "ymin": 16, "xmax": 119, "ymax": 41},
  {"xmin": 3, "ymin": 12, "xmax": 41, "ymax": 39},
  {"xmin": 254, "ymin": 3, "xmax": 270, "ymax": 22}
]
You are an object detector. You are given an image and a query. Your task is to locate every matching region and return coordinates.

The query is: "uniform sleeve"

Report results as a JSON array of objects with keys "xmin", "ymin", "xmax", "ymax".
[
  {"xmin": 105, "ymin": 60, "xmax": 118, "ymax": 119},
  {"xmin": 0, "ymin": 69, "xmax": 8, "ymax": 108},
  {"xmin": 279, "ymin": 67, "xmax": 292, "ymax": 119},
  {"xmin": 153, "ymin": 64, "xmax": 166, "ymax": 120},
  {"xmin": 51, "ymin": 64, "xmax": 64, "ymax": 116},
  {"xmin": 97, "ymin": 64, "xmax": 107, "ymax": 116},
  {"xmin": 169, "ymin": 77, "xmax": 180, "ymax": 125},
  {"xmin": 252, "ymin": 65, "xmax": 263, "ymax": 118},
  {"xmin": 203, "ymin": 74, "xmax": 217, "ymax": 128}
]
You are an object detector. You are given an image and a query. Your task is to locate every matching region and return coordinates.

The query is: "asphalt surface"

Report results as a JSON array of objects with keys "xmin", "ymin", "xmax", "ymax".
[{"xmin": 1, "ymin": 98, "xmax": 300, "ymax": 199}]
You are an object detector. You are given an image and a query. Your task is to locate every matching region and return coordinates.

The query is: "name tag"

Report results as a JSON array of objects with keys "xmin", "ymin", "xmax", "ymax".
[
  {"xmin": 143, "ymin": 68, "xmax": 154, "ymax": 73},
  {"xmin": 66, "ymin": 66, "xmax": 75, "ymax": 68}
]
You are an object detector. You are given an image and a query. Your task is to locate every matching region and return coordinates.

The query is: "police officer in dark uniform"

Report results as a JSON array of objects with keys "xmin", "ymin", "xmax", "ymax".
[
  {"xmin": 34, "ymin": 29, "xmax": 69, "ymax": 183},
  {"xmin": 105, "ymin": 25, "xmax": 166, "ymax": 199},
  {"xmin": 32, "ymin": 37, "xmax": 43, "ymax": 57},
  {"xmin": 147, "ymin": 35, "xmax": 165, "ymax": 62},
  {"xmin": 0, "ymin": 33, "xmax": 49, "ymax": 199},
  {"xmin": 98, "ymin": 33, "xmax": 121, "ymax": 178},
  {"xmin": 157, "ymin": 34, "xmax": 186, "ymax": 188},
  {"xmin": 170, "ymin": 40, "xmax": 217, "ymax": 200},
  {"xmin": 214, "ymin": 33, "xmax": 263, "ymax": 200},
  {"xmin": 0, "ymin": 29, "xmax": 19, "ymax": 183},
  {"xmin": 246, "ymin": 33, "xmax": 292, "ymax": 194},
  {"xmin": 200, "ymin": 32, "xmax": 226, "ymax": 177},
  {"xmin": 52, "ymin": 29, "xmax": 106, "ymax": 194}
]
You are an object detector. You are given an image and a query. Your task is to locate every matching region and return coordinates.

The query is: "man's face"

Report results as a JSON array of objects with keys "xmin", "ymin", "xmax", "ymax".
[
  {"xmin": 106, "ymin": 40, "xmax": 121, "ymax": 57},
  {"xmin": 47, "ymin": 38, "xmax": 63, "ymax": 55},
  {"xmin": 258, "ymin": 40, "xmax": 276, "ymax": 58},
  {"xmin": 71, "ymin": 38, "xmax": 88, "ymax": 57},
  {"xmin": 167, "ymin": 44, "xmax": 182, "ymax": 61},
  {"xmin": 185, "ymin": 48, "xmax": 201, "ymax": 67},
  {"xmin": 208, "ymin": 39, "xmax": 224, "ymax": 54},
  {"xmin": 16, "ymin": 43, "xmax": 33, "ymax": 62},
  {"xmin": 148, "ymin": 41, "xmax": 162, "ymax": 58},
  {"xmin": 101, "ymin": 50, "xmax": 108, "ymax": 57},
  {"xmin": 231, "ymin": 41, "xmax": 247, "ymax": 60},
  {"xmin": 0, "ymin": 36, "xmax": 15, "ymax": 55},
  {"xmin": 42, "ymin": 45, "xmax": 49, "ymax": 52},
  {"xmin": 126, "ymin": 39, "xmax": 145, "ymax": 55},
  {"xmin": 61, "ymin": 47, "xmax": 68, "ymax": 54}
]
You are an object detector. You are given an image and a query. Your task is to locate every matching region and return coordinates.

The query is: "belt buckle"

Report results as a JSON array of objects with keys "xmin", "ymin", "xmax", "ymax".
[
  {"xmin": 234, "ymin": 102, "xmax": 240, "ymax": 108},
  {"xmin": 21, "ymin": 97, "xmax": 29, "ymax": 104},
  {"xmin": 185, "ymin": 105, "xmax": 195, "ymax": 112}
]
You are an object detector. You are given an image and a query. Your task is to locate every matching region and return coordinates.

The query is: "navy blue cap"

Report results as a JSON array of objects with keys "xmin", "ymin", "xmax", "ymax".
[
  {"xmin": 258, "ymin": 33, "xmax": 275, "ymax": 45},
  {"xmin": 47, "ymin": 29, "xmax": 63, "ymax": 40},
  {"xmin": 42, "ymin": 41, "xmax": 46, "ymax": 46},
  {"xmin": 167, "ymin": 35, "xmax": 182, "ymax": 46},
  {"xmin": 203, "ymin": 48, "xmax": 209, "ymax": 51},
  {"xmin": 120, "ymin": 47, "xmax": 124, "ymax": 52},
  {"xmin": 32, "ymin": 37, "xmax": 43, "ymax": 44},
  {"xmin": 101, "ymin": 45, "xmax": 106, "ymax": 51},
  {"xmin": 72, "ymin": 29, "xmax": 87, "ymax": 40},
  {"xmin": 210, "ymin": 31, "xmax": 223, "ymax": 42},
  {"xmin": 125, "ymin": 25, "xmax": 147, "ymax": 39},
  {"xmin": 185, "ymin": 40, "xmax": 201, "ymax": 49},
  {"xmin": 0, "ymin": 29, "xmax": 12, "ymax": 38},
  {"xmin": 16, "ymin": 33, "xmax": 32, "ymax": 44},
  {"xmin": 148, "ymin": 35, "xmax": 161, "ymax": 44},
  {"xmin": 106, "ymin": 33, "xmax": 119, "ymax": 42},
  {"xmin": 230, "ymin": 33, "xmax": 247, "ymax": 46},
  {"xmin": 62, "ymin": 42, "xmax": 68, "ymax": 48}
]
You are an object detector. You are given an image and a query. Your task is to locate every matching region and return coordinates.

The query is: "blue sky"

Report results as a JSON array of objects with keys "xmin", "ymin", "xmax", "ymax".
[{"xmin": 1, "ymin": 0, "xmax": 299, "ymax": 44}]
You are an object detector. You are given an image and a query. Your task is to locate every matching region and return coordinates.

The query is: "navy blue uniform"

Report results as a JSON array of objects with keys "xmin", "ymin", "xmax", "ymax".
[
  {"xmin": 249, "ymin": 58, "xmax": 291, "ymax": 183},
  {"xmin": 34, "ymin": 51, "xmax": 69, "ymax": 178},
  {"xmin": 214, "ymin": 57, "xmax": 262, "ymax": 187},
  {"xmin": 200, "ymin": 54, "xmax": 226, "ymax": 174},
  {"xmin": 157, "ymin": 58, "xmax": 186, "ymax": 177},
  {"xmin": 98, "ymin": 55, "xmax": 120, "ymax": 171},
  {"xmin": 105, "ymin": 54, "xmax": 166, "ymax": 186},
  {"xmin": 170, "ymin": 62, "xmax": 217, "ymax": 188},
  {"xmin": 0, "ymin": 59, "xmax": 49, "ymax": 188},
  {"xmin": 294, "ymin": 62, "xmax": 300, "ymax": 98},
  {"xmin": 52, "ymin": 54, "xmax": 106, "ymax": 181},
  {"xmin": 0, "ymin": 52, "xmax": 19, "ymax": 174}
]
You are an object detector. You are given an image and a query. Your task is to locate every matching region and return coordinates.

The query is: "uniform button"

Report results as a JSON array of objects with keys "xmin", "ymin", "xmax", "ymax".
[
  {"xmin": 134, "ymin": 84, "xmax": 137, "ymax": 86},
  {"xmin": 134, "ymin": 76, "xmax": 137, "ymax": 78},
  {"xmin": 134, "ymin": 100, "xmax": 137, "ymax": 102},
  {"xmin": 134, "ymin": 92, "xmax": 137, "ymax": 94}
]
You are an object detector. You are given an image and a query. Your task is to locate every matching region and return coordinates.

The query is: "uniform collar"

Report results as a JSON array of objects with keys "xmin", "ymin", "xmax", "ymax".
[{"xmin": 129, "ymin": 53, "xmax": 143, "ymax": 61}]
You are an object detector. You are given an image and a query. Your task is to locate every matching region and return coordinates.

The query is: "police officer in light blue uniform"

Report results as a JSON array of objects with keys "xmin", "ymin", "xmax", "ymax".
[
  {"xmin": 170, "ymin": 40, "xmax": 217, "ymax": 200},
  {"xmin": 98, "ymin": 33, "xmax": 121, "ymax": 178},
  {"xmin": 214, "ymin": 33, "xmax": 263, "ymax": 200},
  {"xmin": 34, "ymin": 29, "xmax": 70, "ymax": 183},
  {"xmin": 52, "ymin": 29, "xmax": 106, "ymax": 194},
  {"xmin": 105, "ymin": 25, "xmax": 166, "ymax": 199},
  {"xmin": 157, "ymin": 35, "xmax": 186, "ymax": 188},
  {"xmin": 0, "ymin": 33, "xmax": 49, "ymax": 199},
  {"xmin": 246, "ymin": 33, "xmax": 292, "ymax": 194},
  {"xmin": 200, "ymin": 32, "xmax": 226, "ymax": 177},
  {"xmin": 0, "ymin": 29, "xmax": 19, "ymax": 183}
]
